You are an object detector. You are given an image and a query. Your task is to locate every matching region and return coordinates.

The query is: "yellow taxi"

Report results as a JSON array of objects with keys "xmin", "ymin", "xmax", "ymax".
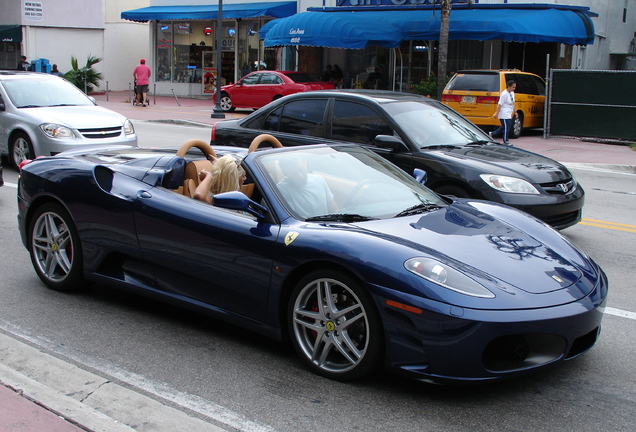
[{"xmin": 442, "ymin": 70, "xmax": 546, "ymax": 138}]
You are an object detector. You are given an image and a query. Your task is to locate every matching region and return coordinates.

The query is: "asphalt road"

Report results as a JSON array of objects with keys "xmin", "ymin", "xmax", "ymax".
[{"xmin": 0, "ymin": 122, "xmax": 634, "ymax": 432}]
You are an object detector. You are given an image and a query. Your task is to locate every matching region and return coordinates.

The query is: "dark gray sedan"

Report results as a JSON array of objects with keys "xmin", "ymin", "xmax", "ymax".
[{"xmin": 211, "ymin": 90, "xmax": 583, "ymax": 229}]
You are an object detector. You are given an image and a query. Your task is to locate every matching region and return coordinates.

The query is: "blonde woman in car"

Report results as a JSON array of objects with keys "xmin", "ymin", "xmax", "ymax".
[{"xmin": 193, "ymin": 155, "xmax": 246, "ymax": 204}]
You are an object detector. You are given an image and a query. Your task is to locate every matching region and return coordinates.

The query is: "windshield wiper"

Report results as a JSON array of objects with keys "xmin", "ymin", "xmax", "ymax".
[
  {"xmin": 394, "ymin": 203, "xmax": 442, "ymax": 218},
  {"xmin": 466, "ymin": 140, "xmax": 491, "ymax": 146},
  {"xmin": 48, "ymin": 103, "xmax": 79, "ymax": 107},
  {"xmin": 305, "ymin": 213, "xmax": 377, "ymax": 222},
  {"xmin": 18, "ymin": 104, "xmax": 42, "ymax": 108}
]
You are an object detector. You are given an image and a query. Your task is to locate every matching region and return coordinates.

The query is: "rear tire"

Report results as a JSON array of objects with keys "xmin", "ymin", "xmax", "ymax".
[
  {"xmin": 29, "ymin": 203, "xmax": 85, "ymax": 292},
  {"xmin": 511, "ymin": 113, "xmax": 523, "ymax": 139}
]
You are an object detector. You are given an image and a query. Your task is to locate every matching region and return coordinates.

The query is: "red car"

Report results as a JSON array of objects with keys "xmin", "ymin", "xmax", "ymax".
[{"xmin": 213, "ymin": 71, "xmax": 334, "ymax": 112}]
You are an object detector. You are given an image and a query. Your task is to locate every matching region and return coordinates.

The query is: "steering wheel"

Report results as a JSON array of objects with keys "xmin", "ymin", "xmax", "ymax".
[
  {"xmin": 343, "ymin": 179, "xmax": 382, "ymax": 209},
  {"xmin": 248, "ymin": 134, "xmax": 283, "ymax": 153},
  {"xmin": 176, "ymin": 139, "xmax": 217, "ymax": 160}
]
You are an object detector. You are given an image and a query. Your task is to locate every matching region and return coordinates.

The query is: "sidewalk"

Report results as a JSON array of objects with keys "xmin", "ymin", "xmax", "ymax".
[{"xmin": 92, "ymin": 91, "xmax": 636, "ymax": 173}]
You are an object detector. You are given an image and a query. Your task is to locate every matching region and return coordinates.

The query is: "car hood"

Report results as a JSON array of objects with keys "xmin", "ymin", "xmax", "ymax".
[
  {"xmin": 351, "ymin": 200, "xmax": 598, "ymax": 308},
  {"xmin": 22, "ymin": 105, "xmax": 127, "ymax": 128},
  {"xmin": 429, "ymin": 144, "xmax": 572, "ymax": 183}
]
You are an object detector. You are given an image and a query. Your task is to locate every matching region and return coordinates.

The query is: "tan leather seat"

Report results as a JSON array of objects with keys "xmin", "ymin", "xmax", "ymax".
[{"xmin": 182, "ymin": 159, "xmax": 214, "ymax": 197}]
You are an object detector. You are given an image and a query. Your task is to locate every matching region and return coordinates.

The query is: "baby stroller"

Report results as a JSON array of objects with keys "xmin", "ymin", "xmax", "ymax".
[
  {"xmin": 132, "ymin": 81, "xmax": 147, "ymax": 106},
  {"xmin": 132, "ymin": 80, "xmax": 139, "ymax": 106}
]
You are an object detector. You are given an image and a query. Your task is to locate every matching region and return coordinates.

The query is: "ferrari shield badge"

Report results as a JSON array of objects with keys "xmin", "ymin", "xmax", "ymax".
[{"xmin": 284, "ymin": 231, "xmax": 299, "ymax": 246}]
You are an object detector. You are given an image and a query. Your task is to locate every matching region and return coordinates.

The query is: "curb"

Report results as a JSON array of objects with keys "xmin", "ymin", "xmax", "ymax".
[{"xmin": 0, "ymin": 332, "xmax": 225, "ymax": 432}]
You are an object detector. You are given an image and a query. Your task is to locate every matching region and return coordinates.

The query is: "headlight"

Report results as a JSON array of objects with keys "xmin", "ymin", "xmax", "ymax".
[
  {"xmin": 123, "ymin": 119, "xmax": 135, "ymax": 135},
  {"xmin": 405, "ymin": 257, "xmax": 495, "ymax": 298},
  {"xmin": 40, "ymin": 123, "xmax": 74, "ymax": 138},
  {"xmin": 480, "ymin": 174, "xmax": 540, "ymax": 194}
]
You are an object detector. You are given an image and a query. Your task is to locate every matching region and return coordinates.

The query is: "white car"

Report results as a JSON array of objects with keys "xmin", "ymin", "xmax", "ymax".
[{"xmin": 0, "ymin": 71, "xmax": 137, "ymax": 167}]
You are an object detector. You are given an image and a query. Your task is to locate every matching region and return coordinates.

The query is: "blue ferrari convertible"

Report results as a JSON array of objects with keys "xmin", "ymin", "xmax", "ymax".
[{"xmin": 17, "ymin": 136, "xmax": 608, "ymax": 383}]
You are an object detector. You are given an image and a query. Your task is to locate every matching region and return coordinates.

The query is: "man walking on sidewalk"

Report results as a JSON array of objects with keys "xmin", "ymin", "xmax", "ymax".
[
  {"xmin": 491, "ymin": 80, "xmax": 517, "ymax": 145},
  {"xmin": 133, "ymin": 59, "xmax": 151, "ymax": 107}
]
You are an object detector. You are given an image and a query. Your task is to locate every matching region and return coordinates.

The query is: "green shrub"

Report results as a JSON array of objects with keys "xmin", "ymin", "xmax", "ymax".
[
  {"xmin": 410, "ymin": 74, "xmax": 451, "ymax": 99},
  {"xmin": 64, "ymin": 55, "xmax": 103, "ymax": 94}
]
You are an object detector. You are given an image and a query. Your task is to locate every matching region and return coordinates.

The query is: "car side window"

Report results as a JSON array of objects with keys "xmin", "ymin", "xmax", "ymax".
[
  {"xmin": 259, "ymin": 73, "xmax": 280, "ymax": 85},
  {"xmin": 275, "ymin": 100, "xmax": 328, "ymax": 136},
  {"xmin": 262, "ymin": 106, "xmax": 283, "ymax": 131},
  {"xmin": 532, "ymin": 76, "xmax": 546, "ymax": 96},
  {"xmin": 241, "ymin": 74, "xmax": 260, "ymax": 85},
  {"xmin": 332, "ymin": 101, "xmax": 393, "ymax": 144}
]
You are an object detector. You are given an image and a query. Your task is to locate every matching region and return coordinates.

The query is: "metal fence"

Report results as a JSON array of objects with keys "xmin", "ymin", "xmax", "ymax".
[{"xmin": 546, "ymin": 69, "xmax": 636, "ymax": 142}]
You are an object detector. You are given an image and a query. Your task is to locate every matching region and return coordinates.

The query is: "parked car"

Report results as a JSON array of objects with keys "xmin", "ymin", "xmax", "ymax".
[
  {"xmin": 17, "ymin": 138, "xmax": 607, "ymax": 383},
  {"xmin": 441, "ymin": 69, "xmax": 546, "ymax": 138},
  {"xmin": 0, "ymin": 158, "xmax": 3, "ymax": 187},
  {"xmin": 213, "ymin": 70, "xmax": 334, "ymax": 112},
  {"xmin": 210, "ymin": 90, "xmax": 583, "ymax": 230},
  {"xmin": 0, "ymin": 71, "xmax": 137, "ymax": 168}
]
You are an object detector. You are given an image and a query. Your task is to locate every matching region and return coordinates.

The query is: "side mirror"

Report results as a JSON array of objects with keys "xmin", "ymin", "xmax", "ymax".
[
  {"xmin": 88, "ymin": 96, "xmax": 97, "ymax": 105},
  {"xmin": 373, "ymin": 135, "xmax": 409, "ymax": 152},
  {"xmin": 413, "ymin": 168, "xmax": 427, "ymax": 185},
  {"xmin": 213, "ymin": 190, "xmax": 268, "ymax": 219}
]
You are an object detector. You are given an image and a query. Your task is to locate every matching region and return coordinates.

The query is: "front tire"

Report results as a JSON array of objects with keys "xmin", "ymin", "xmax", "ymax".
[
  {"xmin": 219, "ymin": 93, "xmax": 235, "ymax": 112},
  {"xmin": 10, "ymin": 132, "xmax": 34, "ymax": 168},
  {"xmin": 29, "ymin": 203, "xmax": 85, "ymax": 292},
  {"xmin": 288, "ymin": 270, "xmax": 383, "ymax": 381}
]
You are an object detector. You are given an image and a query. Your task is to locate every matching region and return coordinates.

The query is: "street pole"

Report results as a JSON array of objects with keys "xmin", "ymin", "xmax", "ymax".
[{"xmin": 211, "ymin": 0, "xmax": 226, "ymax": 119}]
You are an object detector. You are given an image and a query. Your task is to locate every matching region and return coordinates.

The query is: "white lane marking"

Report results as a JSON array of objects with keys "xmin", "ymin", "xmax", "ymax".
[
  {"xmin": 605, "ymin": 307, "xmax": 636, "ymax": 320},
  {"xmin": 4, "ymin": 181, "xmax": 17, "ymax": 188}
]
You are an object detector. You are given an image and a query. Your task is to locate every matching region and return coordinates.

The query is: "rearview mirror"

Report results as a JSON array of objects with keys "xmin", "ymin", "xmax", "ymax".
[
  {"xmin": 213, "ymin": 190, "xmax": 268, "ymax": 219},
  {"xmin": 413, "ymin": 168, "xmax": 427, "ymax": 185}
]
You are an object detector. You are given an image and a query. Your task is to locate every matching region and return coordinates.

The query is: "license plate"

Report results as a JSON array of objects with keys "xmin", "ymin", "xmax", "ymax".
[{"xmin": 462, "ymin": 96, "xmax": 476, "ymax": 104}]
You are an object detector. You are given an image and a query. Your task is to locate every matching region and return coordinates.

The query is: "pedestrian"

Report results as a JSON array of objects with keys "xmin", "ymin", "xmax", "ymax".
[
  {"xmin": 133, "ymin": 59, "xmax": 152, "ymax": 107},
  {"xmin": 50, "ymin": 64, "xmax": 64, "ymax": 77},
  {"xmin": 330, "ymin": 64, "xmax": 343, "ymax": 88},
  {"xmin": 321, "ymin": 65, "xmax": 332, "ymax": 82},
  {"xmin": 16, "ymin": 55, "xmax": 30, "ymax": 71},
  {"xmin": 491, "ymin": 80, "xmax": 517, "ymax": 145}
]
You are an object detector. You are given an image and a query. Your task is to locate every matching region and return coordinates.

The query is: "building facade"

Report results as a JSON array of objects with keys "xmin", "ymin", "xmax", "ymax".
[{"xmin": 0, "ymin": 0, "xmax": 150, "ymax": 92}]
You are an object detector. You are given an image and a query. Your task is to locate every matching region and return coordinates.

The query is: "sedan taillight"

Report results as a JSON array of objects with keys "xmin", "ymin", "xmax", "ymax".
[{"xmin": 210, "ymin": 123, "xmax": 217, "ymax": 141}]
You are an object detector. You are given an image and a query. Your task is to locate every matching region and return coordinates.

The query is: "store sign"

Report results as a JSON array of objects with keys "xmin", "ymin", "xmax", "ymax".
[
  {"xmin": 336, "ymin": 0, "xmax": 467, "ymax": 5},
  {"xmin": 24, "ymin": 1, "xmax": 43, "ymax": 21}
]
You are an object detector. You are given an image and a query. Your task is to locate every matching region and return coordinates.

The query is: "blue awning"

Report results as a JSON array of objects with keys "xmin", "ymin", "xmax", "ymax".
[
  {"xmin": 262, "ymin": 4, "xmax": 596, "ymax": 49},
  {"xmin": 260, "ymin": 11, "xmax": 402, "ymax": 49},
  {"xmin": 121, "ymin": 2, "xmax": 297, "ymax": 23}
]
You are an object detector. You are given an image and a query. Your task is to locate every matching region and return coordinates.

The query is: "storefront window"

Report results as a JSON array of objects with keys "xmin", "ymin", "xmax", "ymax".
[
  {"xmin": 153, "ymin": 18, "xmax": 273, "ymax": 87},
  {"xmin": 156, "ymin": 22, "xmax": 173, "ymax": 82},
  {"xmin": 238, "ymin": 20, "xmax": 261, "ymax": 78}
]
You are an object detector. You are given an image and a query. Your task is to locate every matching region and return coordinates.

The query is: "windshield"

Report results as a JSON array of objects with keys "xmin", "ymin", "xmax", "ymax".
[
  {"xmin": 3, "ymin": 77, "xmax": 93, "ymax": 108},
  {"xmin": 384, "ymin": 101, "xmax": 487, "ymax": 148},
  {"xmin": 256, "ymin": 146, "xmax": 446, "ymax": 221}
]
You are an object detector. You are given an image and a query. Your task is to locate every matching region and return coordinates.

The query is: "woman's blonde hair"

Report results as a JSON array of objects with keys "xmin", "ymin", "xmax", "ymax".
[{"xmin": 209, "ymin": 155, "xmax": 245, "ymax": 195}]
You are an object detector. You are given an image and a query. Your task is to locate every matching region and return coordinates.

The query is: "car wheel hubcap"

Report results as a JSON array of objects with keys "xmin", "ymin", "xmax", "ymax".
[
  {"xmin": 292, "ymin": 278, "xmax": 369, "ymax": 374},
  {"xmin": 32, "ymin": 212, "xmax": 73, "ymax": 282},
  {"xmin": 13, "ymin": 138, "xmax": 29, "ymax": 166},
  {"xmin": 220, "ymin": 97, "xmax": 231, "ymax": 110}
]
